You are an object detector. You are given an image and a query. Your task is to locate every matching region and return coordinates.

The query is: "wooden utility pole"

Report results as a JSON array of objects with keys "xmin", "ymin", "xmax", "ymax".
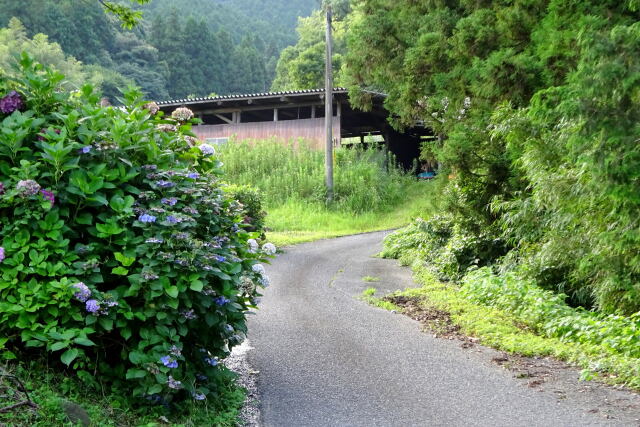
[{"xmin": 324, "ymin": 4, "xmax": 334, "ymax": 202}]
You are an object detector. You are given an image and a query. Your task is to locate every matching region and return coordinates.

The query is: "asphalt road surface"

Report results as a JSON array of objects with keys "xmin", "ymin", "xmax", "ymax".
[{"xmin": 246, "ymin": 231, "xmax": 635, "ymax": 427}]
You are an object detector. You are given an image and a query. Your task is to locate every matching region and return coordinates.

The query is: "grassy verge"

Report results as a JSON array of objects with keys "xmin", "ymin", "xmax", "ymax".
[
  {"xmin": 371, "ymin": 258, "xmax": 640, "ymax": 390},
  {"xmin": 218, "ymin": 140, "xmax": 437, "ymax": 247},
  {"xmin": 265, "ymin": 183, "xmax": 433, "ymax": 246},
  {"xmin": 0, "ymin": 361, "xmax": 245, "ymax": 426}
]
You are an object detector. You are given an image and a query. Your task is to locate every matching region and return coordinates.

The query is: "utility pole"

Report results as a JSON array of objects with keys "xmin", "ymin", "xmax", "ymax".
[{"xmin": 324, "ymin": 3, "xmax": 334, "ymax": 202}]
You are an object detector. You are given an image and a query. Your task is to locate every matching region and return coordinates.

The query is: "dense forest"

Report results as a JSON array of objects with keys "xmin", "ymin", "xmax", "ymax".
[
  {"xmin": 0, "ymin": 0, "xmax": 317, "ymax": 100},
  {"xmin": 341, "ymin": 0, "xmax": 640, "ymax": 315}
]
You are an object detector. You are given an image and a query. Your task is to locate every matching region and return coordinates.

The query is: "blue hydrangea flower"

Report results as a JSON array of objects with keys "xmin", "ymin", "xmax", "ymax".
[
  {"xmin": 85, "ymin": 299, "xmax": 100, "ymax": 314},
  {"xmin": 193, "ymin": 392, "xmax": 206, "ymax": 401},
  {"xmin": 213, "ymin": 296, "xmax": 230, "ymax": 306},
  {"xmin": 186, "ymin": 172, "xmax": 200, "ymax": 179},
  {"xmin": 160, "ymin": 355, "xmax": 178, "ymax": 368},
  {"xmin": 204, "ymin": 357, "xmax": 218, "ymax": 366},
  {"xmin": 139, "ymin": 214, "xmax": 157, "ymax": 223},
  {"xmin": 161, "ymin": 197, "xmax": 178, "ymax": 206},
  {"xmin": 155, "ymin": 180, "xmax": 175, "ymax": 188},
  {"xmin": 81, "ymin": 146, "xmax": 91, "ymax": 154},
  {"xmin": 145, "ymin": 237, "xmax": 164, "ymax": 244},
  {"xmin": 166, "ymin": 215, "xmax": 179, "ymax": 224},
  {"xmin": 215, "ymin": 255, "xmax": 226, "ymax": 263}
]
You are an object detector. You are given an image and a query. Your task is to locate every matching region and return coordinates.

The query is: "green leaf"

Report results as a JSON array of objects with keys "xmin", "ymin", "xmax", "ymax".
[
  {"xmin": 189, "ymin": 280, "xmax": 204, "ymax": 292},
  {"xmin": 165, "ymin": 286, "xmax": 179, "ymax": 298},
  {"xmin": 73, "ymin": 337, "xmax": 96, "ymax": 346},
  {"xmin": 61, "ymin": 348, "xmax": 79, "ymax": 366},
  {"xmin": 128, "ymin": 351, "xmax": 146, "ymax": 364},
  {"xmin": 125, "ymin": 369, "xmax": 148, "ymax": 379},
  {"xmin": 114, "ymin": 252, "xmax": 136, "ymax": 267},
  {"xmin": 112, "ymin": 266, "xmax": 129, "ymax": 275},
  {"xmin": 51, "ymin": 341, "xmax": 69, "ymax": 352}
]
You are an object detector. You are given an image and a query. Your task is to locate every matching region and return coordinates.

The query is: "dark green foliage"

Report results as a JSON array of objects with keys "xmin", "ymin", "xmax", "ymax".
[
  {"xmin": 0, "ymin": 55, "xmax": 270, "ymax": 402},
  {"xmin": 0, "ymin": 0, "xmax": 318, "ymax": 99},
  {"xmin": 271, "ymin": 10, "xmax": 347, "ymax": 91},
  {"xmin": 224, "ymin": 184, "xmax": 267, "ymax": 234},
  {"xmin": 347, "ymin": 0, "xmax": 640, "ymax": 313}
]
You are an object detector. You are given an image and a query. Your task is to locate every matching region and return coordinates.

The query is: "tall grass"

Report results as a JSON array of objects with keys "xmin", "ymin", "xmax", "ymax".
[
  {"xmin": 218, "ymin": 139, "xmax": 435, "ymax": 245},
  {"xmin": 219, "ymin": 139, "xmax": 414, "ymax": 213}
]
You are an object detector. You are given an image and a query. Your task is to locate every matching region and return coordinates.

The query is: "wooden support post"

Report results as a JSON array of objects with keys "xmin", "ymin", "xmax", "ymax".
[
  {"xmin": 311, "ymin": 105, "xmax": 316, "ymax": 118},
  {"xmin": 325, "ymin": 4, "xmax": 334, "ymax": 201},
  {"xmin": 274, "ymin": 108, "xmax": 278, "ymax": 122}
]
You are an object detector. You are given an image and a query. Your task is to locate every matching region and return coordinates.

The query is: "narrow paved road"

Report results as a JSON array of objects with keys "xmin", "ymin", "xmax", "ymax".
[{"xmin": 247, "ymin": 231, "xmax": 629, "ymax": 426}]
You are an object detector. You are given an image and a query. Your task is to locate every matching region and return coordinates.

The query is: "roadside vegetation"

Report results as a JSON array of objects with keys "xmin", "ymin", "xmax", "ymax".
[
  {"xmin": 0, "ymin": 56, "xmax": 271, "ymax": 425},
  {"xmin": 218, "ymin": 140, "xmax": 433, "ymax": 246},
  {"xmin": 340, "ymin": 0, "xmax": 640, "ymax": 390}
]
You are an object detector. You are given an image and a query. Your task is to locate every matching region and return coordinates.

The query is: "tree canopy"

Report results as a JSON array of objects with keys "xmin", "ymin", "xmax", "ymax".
[{"xmin": 342, "ymin": 0, "xmax": 640, "ymax": 313}]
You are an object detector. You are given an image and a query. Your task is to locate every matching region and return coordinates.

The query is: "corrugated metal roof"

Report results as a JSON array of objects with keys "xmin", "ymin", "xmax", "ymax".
[{"xmin": 156, "ymin": 88, "xmax": 349, "ymax": 106}]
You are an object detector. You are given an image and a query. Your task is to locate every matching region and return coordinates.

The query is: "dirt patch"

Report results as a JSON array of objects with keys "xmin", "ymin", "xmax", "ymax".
[{"xmin": 384, "ymin": 295, "xmax": 471, "ymax": 341}]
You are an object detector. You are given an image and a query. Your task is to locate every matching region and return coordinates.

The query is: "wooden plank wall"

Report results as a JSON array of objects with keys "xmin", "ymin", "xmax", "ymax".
[{"xmin": 192, "ymin": 117, "xmax": 341, "ymax": 149}]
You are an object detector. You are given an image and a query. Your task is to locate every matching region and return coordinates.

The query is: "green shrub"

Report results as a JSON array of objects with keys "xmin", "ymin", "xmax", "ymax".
[
  {"xmin": 381, "ymin": 215, "xmax": 506, "ymax": 281},
  {"xmin": 0, "ymin": 54, "xmax": 271, "ymax": 403},
  {"xmin": 462, "ymin": 268, "xmax": 640, "ymax": 360},
  {"xmin": 223, "ymin": 184, "xmax": 266, "ymax": 234}
]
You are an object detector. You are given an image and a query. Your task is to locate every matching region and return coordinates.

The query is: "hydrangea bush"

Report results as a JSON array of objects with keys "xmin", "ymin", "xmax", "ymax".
[{"xmin": 0, "ymin": 54, "xmax": 273, "ymax": 402}]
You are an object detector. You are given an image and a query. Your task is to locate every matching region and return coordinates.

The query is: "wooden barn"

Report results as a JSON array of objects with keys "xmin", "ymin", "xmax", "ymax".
[{"xmin": 157, "ymin": 88, "xmax": 431, "ymax": 170}]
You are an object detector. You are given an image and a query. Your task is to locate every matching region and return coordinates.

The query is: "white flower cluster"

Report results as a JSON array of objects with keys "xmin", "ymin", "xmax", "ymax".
[
  {"xmin": 252, "ymin": 263, "xmax": 270, "ymax": 288},
  {"xmin": 247, "ymin": 238, "xmax": 259, "ymax": 253},
  {"xmin": 262, "ymin": 242, "xmax": 276, "ymax": 255},
  {"xmin": 171, "ymin": 107, "xmax": 194, "ymax": 121}
]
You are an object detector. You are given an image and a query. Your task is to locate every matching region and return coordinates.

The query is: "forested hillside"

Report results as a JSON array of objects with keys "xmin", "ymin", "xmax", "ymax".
[{"xmin": 0, "ymin": 0, "xmax": 316, "ymax": 100}]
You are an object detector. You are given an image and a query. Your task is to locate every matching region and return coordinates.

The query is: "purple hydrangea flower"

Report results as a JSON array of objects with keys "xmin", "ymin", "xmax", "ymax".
[
  {"xmin": 215, "ymin": 255, "xmax": 226, "ymax": 263},
  {"xmin": 181, "ymin": 309, "xmax": 197, "ymax": 320},
  {"xmin": 0, "ymin": 91, "xmax": 24, "ymax": 114},
  {"xmin": 186, "ymin": 172, "xmax": 200, "ymax": 179},
  {"xmin": 169, "ymin": 345, "xmax": 182, "ymax": 357},
  {"xmin": 213, "ymin": 296, "xmax": 230, "ymax": 306},
  {"xmin": 142, "ymin": 271, "xmax": 159, "ymax": 281},
  {"xmin": 167, "ymin": 376, "xmax": 182, "ymax": 389},
  {"xmin": 81, "ymin": 146, "xmax": 91, "ymax": 154},
  {"xmin": 0, "ymin": 247, "xmax": 5, "ymax": 263},
  {"xmin": 199, "ymin": 144, "xmax": 215, "ymax": 155},
  {"xmin": 85, "ymin": 299, "xmax": 100, "ymax": 314},
  {"xmin": 155, "ymin": 180, "xmax": 175, "ymax": 188},
  {"xmin": 72, "ymin": 282, "xmax": 91, "ymax": 302},
  {"xmin": 160, "ymin": 355, "xmax": 178, "ymax": 369},
  {"xmin": 142, "ymin": 164, "xmax": 158, "ymax": 170},
  {"xmin": 193, "ymin": 392, "xmax": 206, "ymax": 401},
  {"xmin": 16, "ymin": 180, "xmax": 41, "ymax": 196},
  {"xmin": 161, "ymin": 197, "xmax": 178, "ymax": 206},
  {"xmin": 138, "ymin": 214, "xmax": 157, "ymax": 223},
  {"xmin": 40, "ymin": 189, "xmax": 55, "ymax": 205},
  {"xmin": 166, "ymin": 215, "xmax": 180, "ymax": 224}
]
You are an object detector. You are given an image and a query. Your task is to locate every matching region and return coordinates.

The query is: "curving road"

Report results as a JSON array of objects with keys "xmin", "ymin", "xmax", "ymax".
[{"xmin": 246, "ymin": 231, "xmax": 636, "ymax": 426}]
